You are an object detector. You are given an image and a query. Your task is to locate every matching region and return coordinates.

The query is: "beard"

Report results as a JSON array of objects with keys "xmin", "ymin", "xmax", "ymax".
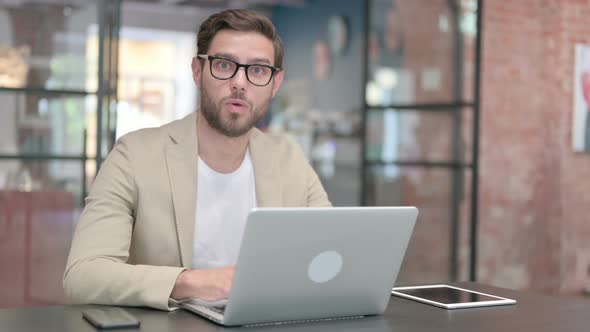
[{"xmin": 200, "ymin": 86, "xmax": 271, "ymax": 138}]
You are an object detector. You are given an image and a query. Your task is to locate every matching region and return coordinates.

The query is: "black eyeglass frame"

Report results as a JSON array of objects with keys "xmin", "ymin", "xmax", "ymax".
[{"xmin": 197, "ymin": 54, "xmax": 281, "ymax": 87}]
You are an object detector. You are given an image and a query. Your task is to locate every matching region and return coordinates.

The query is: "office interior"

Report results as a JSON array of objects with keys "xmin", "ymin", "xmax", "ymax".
[{"xmin": 0, "ymin": 0, "xmax": 588, "ymax": 308}]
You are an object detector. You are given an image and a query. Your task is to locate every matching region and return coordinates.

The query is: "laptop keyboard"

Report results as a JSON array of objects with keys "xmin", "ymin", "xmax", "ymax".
[{"xmin": 209, "ymin": 306, "xmax": 226, "ymax": 314}]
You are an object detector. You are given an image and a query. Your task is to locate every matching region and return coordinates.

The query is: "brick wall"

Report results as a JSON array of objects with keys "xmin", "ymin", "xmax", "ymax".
[{"xmin": 480, "ymin": 0, "xmax": 590, "ymax": 294}]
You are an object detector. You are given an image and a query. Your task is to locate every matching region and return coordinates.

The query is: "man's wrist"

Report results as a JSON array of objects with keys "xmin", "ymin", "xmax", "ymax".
[{"xmin": 171, "ymin": 270, "xmax": 191, "ymax": 300}]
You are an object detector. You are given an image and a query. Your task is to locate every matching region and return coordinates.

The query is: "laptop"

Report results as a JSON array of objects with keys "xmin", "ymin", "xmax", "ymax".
[{"xmin": 180, "ymin": 206, "xmax": 418, "ymax": 326}]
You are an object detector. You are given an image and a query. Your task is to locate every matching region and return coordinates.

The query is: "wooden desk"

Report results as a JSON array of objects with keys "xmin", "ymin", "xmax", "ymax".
[{"xmin": 0, "ymin": 283, "xmax": 588, "ymax": 332}]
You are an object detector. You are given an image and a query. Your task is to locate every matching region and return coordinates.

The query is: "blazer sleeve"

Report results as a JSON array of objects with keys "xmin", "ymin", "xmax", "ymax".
[{"xmin": 63, "ymin": 136, "xmax": 185, "ymax": 311}]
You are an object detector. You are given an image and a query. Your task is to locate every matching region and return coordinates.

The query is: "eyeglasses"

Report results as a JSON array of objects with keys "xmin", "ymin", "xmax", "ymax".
[{"xmin": 197, "ymin": 54, "xmax": 281, "ymax": 87}]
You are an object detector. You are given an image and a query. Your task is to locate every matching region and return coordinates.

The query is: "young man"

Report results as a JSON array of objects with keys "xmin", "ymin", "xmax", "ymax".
[{"xmin": 64, "ymin": 9, "xmax": 331, "ymax": 311}]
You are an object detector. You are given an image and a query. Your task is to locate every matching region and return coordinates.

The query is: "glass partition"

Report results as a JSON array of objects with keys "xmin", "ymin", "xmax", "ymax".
[
  {"xmin": 364, "ymin": 0, "xmax": 480, "ymax": 283},
  {"xmin": 0, "ymin": 0, "xmax": 118, "ymax": 308}
]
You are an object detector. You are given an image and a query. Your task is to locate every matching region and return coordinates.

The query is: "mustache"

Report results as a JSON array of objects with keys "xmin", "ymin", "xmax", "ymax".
[
  {"xmin": 221, "ymin": 91, "xmax": 251, "ymax": 106},
  {"xmin": 227, "ymin": 91, "xmax": 246, "ymax": 100}
]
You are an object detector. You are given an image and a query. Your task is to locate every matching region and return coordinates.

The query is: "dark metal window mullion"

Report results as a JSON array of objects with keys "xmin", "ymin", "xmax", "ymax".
[
  {"xmin": 95, "ymin": 0, "xmax": 121, "ymax": 171},
  {"xmin": 95, "ymin": 0, "xmax": 106, "ymax": 172},
  {"xmin": 449, "ymin": 0, "xmax": 465, "ymax": 283},
  {"xmin": 360, "ymin": 0, "xmax": 370, "ymax": 206},
  {"xmin": 470, "ymin": 0, "xmax": 484, "ymax": 283},
  {"xmin": 0, "ymin": 87, "xmax": 92, "ymax": 95},
  {"xmin": 364, "ymin": 160, "xmax": 472, "ymax": 169},
  {"xmin": 367, "ymin": 101, "xmax": 475, "ymax": 111}
]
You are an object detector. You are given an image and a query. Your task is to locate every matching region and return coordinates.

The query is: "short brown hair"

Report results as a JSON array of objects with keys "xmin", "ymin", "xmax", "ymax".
[{"xmin": 197, "ymin": 9, "xmax": 284, "ymax": 68}]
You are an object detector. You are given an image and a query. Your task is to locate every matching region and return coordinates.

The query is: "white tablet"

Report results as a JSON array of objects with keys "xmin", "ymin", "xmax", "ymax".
[{"xmin": 391, "ymin": 284, "xmax": 517, "ymax": 309}]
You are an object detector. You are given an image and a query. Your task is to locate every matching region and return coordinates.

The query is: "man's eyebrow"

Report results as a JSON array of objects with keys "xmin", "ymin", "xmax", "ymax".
[
  {"xmin": 213, "ymin": 53, "xmax": 273, "ymax": 66},
  {"xmin": 249, "ymin": 57, "xmax": 272, "ymax": 65},
  {"xmin": 213, "ymin": 53, "xmax": 239, "ymax": 62}
]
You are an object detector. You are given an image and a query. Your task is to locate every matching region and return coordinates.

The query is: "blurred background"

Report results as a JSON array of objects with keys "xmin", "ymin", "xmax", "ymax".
[{"xmin": 0, "ymin": 0, "xmax": 588, "ymax": 308}]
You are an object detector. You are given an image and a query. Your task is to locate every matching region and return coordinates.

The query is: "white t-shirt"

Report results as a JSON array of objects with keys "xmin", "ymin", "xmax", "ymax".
[{"xmin": 192, "ymin": 150, "xmax": 257, "ymax": 269}]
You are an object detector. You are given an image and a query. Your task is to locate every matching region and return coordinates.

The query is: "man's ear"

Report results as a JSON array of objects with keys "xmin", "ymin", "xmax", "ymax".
[
  {"xmin": 270, "ymin": 69, "xmax": 284, "ymax": 98},
  {"xmin": 191, "ymin": 56, "xmax": 202, "ymax": 89}
]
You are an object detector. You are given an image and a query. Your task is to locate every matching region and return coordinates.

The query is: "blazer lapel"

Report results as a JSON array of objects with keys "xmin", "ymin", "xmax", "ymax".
[
  {"xmin": 165, "ymin": 113, "xmax": 198, "ymax": 268},
  {"xmin": 249, "ymin": 129, "xmax": 283, "ymax": 207}
]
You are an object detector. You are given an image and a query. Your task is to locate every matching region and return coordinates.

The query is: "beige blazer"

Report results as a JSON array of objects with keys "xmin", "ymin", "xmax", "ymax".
[{"xmin": 63, "ymin": 112, "xmax": 331, "ymax": 310}]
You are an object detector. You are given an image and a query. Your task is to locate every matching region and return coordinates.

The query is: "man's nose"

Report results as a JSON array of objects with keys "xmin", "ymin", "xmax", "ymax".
[{"xmin": 230, "ymin": 67, "xmax": 248, "ymax": 90}]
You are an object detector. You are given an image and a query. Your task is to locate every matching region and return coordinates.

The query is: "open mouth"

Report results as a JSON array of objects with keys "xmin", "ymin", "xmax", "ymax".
[{"xmin": 225, "ymin": 98, "xmax": 249, "ymax": 113}]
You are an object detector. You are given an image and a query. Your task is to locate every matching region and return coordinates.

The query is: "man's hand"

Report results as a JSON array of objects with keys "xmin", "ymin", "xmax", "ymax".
[{"xmin": 171, "ymin": 266, "xmax": 235, "ymax": 301}]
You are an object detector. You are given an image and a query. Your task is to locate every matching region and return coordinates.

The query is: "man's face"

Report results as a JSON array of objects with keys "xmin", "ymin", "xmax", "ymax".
[{"xmin": 192, "ymin": 30, "xmax": 284, "ymax": 137}]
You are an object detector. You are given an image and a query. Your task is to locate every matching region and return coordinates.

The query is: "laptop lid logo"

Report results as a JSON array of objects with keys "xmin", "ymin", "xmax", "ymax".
[{"xmin": 307, "ymin": 251, "xmax": 343, "ymax": 283}]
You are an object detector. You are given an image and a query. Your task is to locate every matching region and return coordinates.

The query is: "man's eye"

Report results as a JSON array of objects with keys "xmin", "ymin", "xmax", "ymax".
[
  {"xmin": 217, "ymin": 60, "xmax": 233, "ymax": 70},
  {"xmin": 250, "ymin": 66, "xmax": 267, "ymax": 75}
]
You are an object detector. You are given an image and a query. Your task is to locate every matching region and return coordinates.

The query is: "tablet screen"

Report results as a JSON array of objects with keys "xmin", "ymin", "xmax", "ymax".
[{"xmin": 393, "ymin": 286, "xmax": 508, "ymax": 304}]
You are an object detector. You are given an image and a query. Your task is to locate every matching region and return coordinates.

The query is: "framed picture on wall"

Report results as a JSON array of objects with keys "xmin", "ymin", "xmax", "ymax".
[
  {"xmin": 572, "ymin": 43, "xmax": 590, "ymax": 152},
  {"xmin": 327, "ymin": 15, "xmax": 349, "ymax": 56},
  {"xmin": 313, "ymin": 41, "xmax": 331, "ymax": 80}
]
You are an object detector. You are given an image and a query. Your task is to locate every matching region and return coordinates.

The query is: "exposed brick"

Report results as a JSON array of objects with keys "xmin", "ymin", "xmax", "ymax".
[{"xmin": 479, "ymin": 0, "xmax": 590, "ymax": 295}]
